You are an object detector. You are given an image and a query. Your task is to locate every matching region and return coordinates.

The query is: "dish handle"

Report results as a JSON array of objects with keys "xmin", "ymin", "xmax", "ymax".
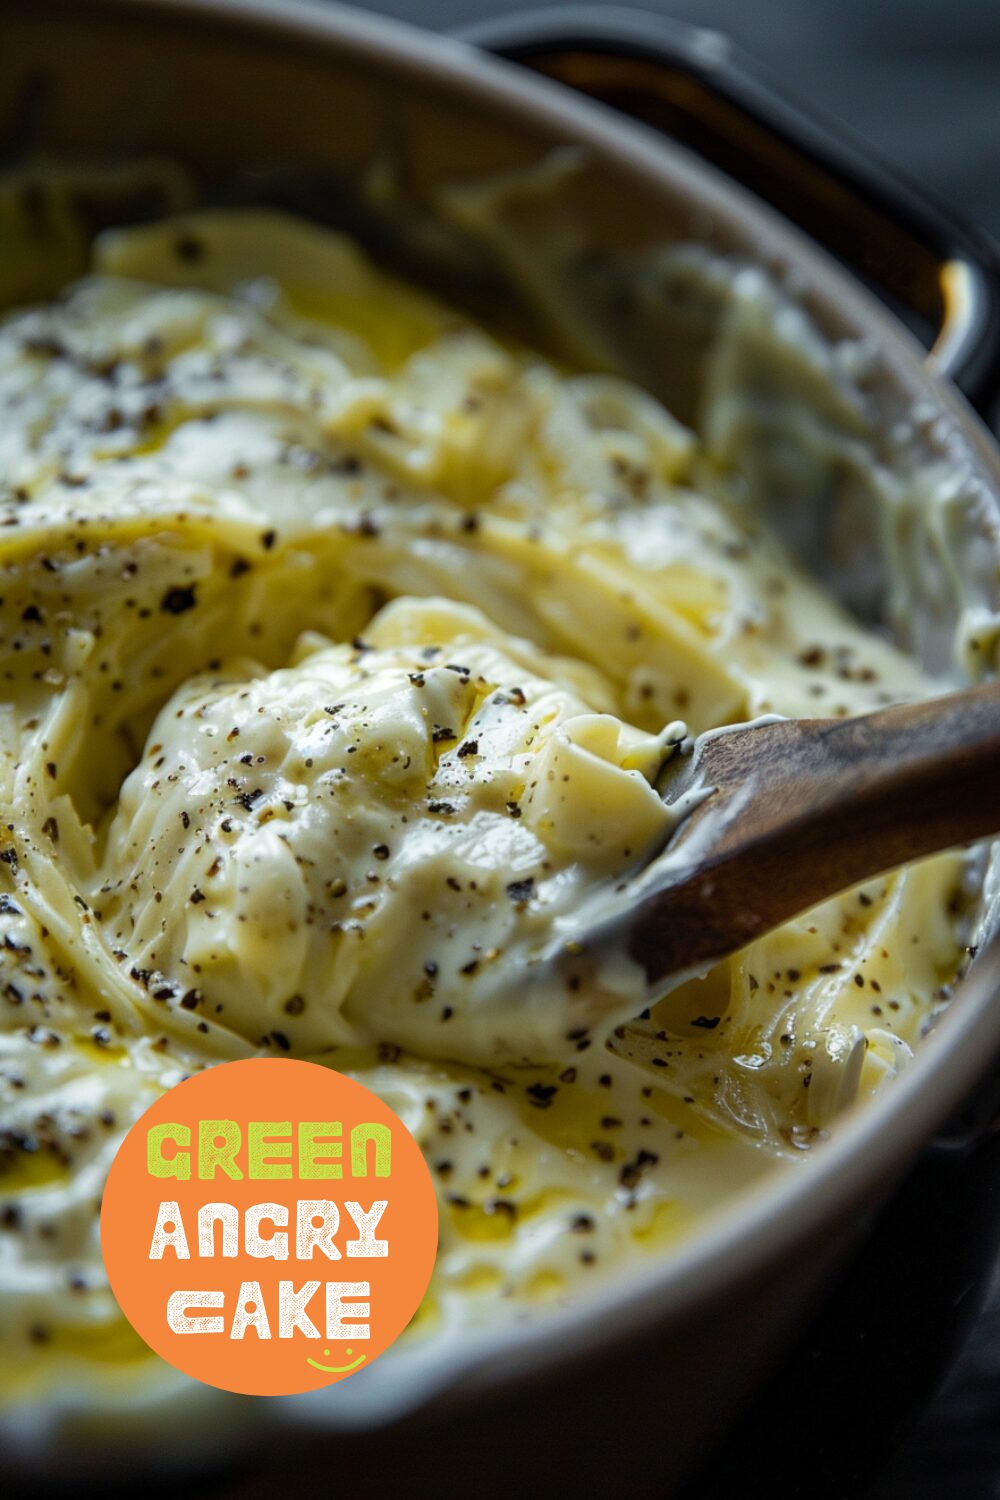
[{"xmin": 460, "ymin": 7, "xmax": 1000, "ymax": 420}]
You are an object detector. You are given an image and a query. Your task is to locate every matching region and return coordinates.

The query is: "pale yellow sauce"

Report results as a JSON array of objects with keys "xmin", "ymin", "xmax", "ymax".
[{"xmin": 0, "ymin": 209, "xmax": 968, "ymax": 1409}]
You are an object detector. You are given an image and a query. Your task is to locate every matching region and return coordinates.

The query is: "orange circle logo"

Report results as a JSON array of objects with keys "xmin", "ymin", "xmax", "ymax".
[{"xmin": 100, "ymin": 1058, "xmax": 438, "ymax": 1396}]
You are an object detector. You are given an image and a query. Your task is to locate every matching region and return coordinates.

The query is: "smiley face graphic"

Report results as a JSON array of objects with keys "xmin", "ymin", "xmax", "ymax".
[{"xmin": 305, "ymin": 1346, "xmax": 368, "ymax": 1375}]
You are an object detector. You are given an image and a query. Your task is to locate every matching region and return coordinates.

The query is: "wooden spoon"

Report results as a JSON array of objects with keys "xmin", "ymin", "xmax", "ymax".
[{"xmin": 561, "ymin": 680, "xmax": 1000, "ymax": 996}]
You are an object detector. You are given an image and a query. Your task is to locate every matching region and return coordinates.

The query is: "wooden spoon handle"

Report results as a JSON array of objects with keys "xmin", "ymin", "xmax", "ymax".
[{"xmin": 618, "ymin": 680, "xmax": 1000, "ymax": 988}]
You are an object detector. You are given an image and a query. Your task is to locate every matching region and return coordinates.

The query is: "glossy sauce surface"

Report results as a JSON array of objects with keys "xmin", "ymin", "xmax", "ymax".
[{"xmin": 0, "ymin": 211, "xmax": 969, "ymax": 1408}]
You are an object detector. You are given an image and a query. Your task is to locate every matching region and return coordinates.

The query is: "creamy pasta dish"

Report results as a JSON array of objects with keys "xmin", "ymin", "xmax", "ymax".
[{"xmin": 0, "ymin": 208, "xmax": 970, "ymax": 1410}]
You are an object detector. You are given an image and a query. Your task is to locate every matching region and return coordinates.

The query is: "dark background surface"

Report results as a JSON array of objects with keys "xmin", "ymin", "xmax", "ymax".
[{"xmin": 350, "ymin": 1, "xmax": 1000, "ymax": 1495}]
